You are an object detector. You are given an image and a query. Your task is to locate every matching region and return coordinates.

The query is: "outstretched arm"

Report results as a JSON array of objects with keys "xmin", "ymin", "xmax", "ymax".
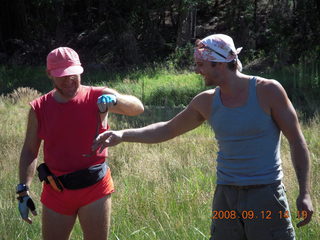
[
  {"xmin": 101, "ymin": 87, "xmax": 144, "ymax": 116},
  {"xmin": 92, "ymin": 94, "xmax": 207, "ymax": 151},
  {"xmin": 268, "ymin": 81, "xmax": 313, "ymax": 227}
]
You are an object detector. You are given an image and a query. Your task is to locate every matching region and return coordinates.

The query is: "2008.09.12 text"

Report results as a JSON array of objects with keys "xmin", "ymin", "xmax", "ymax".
[{"xmin": 211, "ymin": 210, "xmax": 307, "ymax": 220}]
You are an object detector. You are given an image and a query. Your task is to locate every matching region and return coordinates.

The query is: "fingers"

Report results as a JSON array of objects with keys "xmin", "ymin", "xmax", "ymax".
[
  {"xmin": 97, "ymin": 94, "xmax": 117, "ymax": 113},
  {"xmin": 99, "ymin": 142, "xmax": 108, "ymax": 153},
  {"xmin": 23, "ymin": 217, "xmax": 33, "ymax": 224},
  {"xmin": 92, "ymin": 132, "xmax": 111, "ymax": 151},
  {"xmin": 92, "ymin": 131, "xmax": 122, "ymax": 152},
  {"xmin": 97, "ymin": 103, "xmax": 108, "ymax": 113},
  {"xmin": 31, "ymin": 210, "xmax": 38, "ymax": 216},
  {"xmin": 94, "ymin": 132, "xmax": 109, "ymax": 143},
  {"xmin": 98, "ymin": 135, "xmax": 114, "ymax": 153},
  {"xmin": 297, "ymin": 210, "xmax": 313, "ymax": 228},
  {"xmin": 21, "ymin": 208, "xmax": 37, "ymax": 224},
  {"xmin": 18, "ymin": 195, "xmax": 37, "ymax": 224},
  {"xmin": 98, "ymin": 102, "xmax": 113, "ymax": 112},
  {"xmin": 296, "ymin": 193, "xmax": 314, "ymax": 227},
  {"xmin": 26, "ymin": 197, "xmax": 36, "ymax": 211},
  {"xmin": 92, "ymin": 135, "xmax": 103, "ymax": 151}
]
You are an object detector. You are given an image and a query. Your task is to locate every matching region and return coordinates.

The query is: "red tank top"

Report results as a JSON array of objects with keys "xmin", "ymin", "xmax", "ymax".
[{"xmin": 30, "ymin": 86, "xmax": 109, "ymax": 176}]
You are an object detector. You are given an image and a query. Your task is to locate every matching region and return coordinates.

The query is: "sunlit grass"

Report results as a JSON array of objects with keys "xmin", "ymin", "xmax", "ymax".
[{"xmin": 0, "ymin": 88, "xmax": 319, "ymax": 239}]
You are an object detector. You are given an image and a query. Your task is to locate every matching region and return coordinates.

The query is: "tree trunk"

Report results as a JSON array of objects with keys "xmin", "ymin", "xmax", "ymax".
[
  {"xmin": 176, "ymin": 1, "xmax": 195, "ymax": 47},
  {"xmin": 54, "ymin": 0, "xmax": 65, "ymax": 44}
]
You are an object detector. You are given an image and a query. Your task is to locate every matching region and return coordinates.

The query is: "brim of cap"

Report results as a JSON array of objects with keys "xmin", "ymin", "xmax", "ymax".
[{"xmin": 49, "ymin": 65, "xmax": 84, "ymax": 77}]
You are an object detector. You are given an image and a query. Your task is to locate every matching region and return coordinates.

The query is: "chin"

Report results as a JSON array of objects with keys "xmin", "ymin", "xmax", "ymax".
[
  {"xmin": 56, "ymin": 87, "xmax": 79, "ymax": 100},
  {"xmin": 65, "ymin": 89, "xmax": 78, "ymax": 98},
  {"xmin": 204, "ymin": 80, "xmax": 214, "ymax": 87}
]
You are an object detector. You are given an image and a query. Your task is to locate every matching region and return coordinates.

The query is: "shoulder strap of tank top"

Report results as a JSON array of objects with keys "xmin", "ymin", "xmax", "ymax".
[
  {"xmin": 211, "ymin": 86, "xmax": 221, "ymax": 113},
  {"xmin": 247, "ymin": 77, "xmax": 257, "ymax": 105}
]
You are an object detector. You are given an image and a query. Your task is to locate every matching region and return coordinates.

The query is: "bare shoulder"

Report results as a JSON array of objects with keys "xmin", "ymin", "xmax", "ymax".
[
  {"xmin": 193, "ymin": 88, "xmax": 216, "ymax": 102},
  {"xmin": 189, "ymin": 88, "xmax": 216, "ymax": 120},
  {"xmin": 256, "ymin": 77, "xmax": 289, "ymax": 103},
  {"xmin": 256, "ymin": 77, "xmax": 286, "ymax": 95},
  {"xmin": 255, "ymin": 76, "xmax": 294, "ymax": 118}
]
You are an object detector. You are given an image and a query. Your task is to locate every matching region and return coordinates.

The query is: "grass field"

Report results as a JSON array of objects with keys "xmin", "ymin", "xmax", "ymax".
[{"xmin": 0, "ymin": 86, "xmax": 319, "ymax": 240}]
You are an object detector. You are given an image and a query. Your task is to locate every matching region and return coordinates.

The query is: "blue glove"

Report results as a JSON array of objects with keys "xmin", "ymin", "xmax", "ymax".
[
  {"xmin": 97, "ymin": 94, "xmax": 117, "ymax": 113},
  {"xmin": 18, "ymin": 195, "xmax": 37, "ymax": 223}
]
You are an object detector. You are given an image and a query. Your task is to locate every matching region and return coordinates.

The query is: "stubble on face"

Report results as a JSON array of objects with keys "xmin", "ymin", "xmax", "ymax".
[
  {"xmin": 197, "ymin": 60, "xmax": 219, "ymax": 87},
  {"xmin": 51, "ymin": 75, "xmax": 81, "ymax": 100}
]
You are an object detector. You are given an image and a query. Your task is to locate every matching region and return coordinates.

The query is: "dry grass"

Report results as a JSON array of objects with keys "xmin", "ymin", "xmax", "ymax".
[{"xmin": 0, "ymin": 89, "xmax": 319, "ymax": 239}]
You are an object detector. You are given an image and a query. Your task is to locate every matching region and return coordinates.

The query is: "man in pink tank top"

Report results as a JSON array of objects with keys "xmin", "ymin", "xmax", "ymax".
[{"xmin": 16, "ymin": 47, "xmax": 144, "ymax": 240}]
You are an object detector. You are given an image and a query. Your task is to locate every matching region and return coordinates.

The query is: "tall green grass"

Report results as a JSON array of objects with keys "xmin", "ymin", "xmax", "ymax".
[
  {"xmin": 0, "ymin": 88, "xmax": 319, "ymax": 239},
  {"xmin": 0, "ymin": 65, "xmax": 48, "ymax": 94},
  {"xmin": 1, "ymin": 60, "xmax": 319, "ymax": 111},
  {"xmin": 263, "ymin": 60, "xmax": 320, "ymax": 117},
  {"xmin": 85, "ymin": 67, "xmax": 206, "ymax": 107}
]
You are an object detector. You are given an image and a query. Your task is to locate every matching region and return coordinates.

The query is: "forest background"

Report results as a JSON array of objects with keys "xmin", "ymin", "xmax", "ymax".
[
  {"xmin": 0, "ymin": 1, "xmax": 319, "ymax": 79},
  {"xmin": 1, "ymin": 0, "xmax": 320, "ymax": 113},
  {"xmin": 1, "ymin": 0, "xmax": 320, "ymax": 68}
]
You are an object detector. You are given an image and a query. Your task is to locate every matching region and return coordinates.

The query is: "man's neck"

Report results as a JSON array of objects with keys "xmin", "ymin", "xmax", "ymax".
[
  {"xmin": 53, "ymin": 86, "xmax": 81, "ymax": 103},
  {"xmin": 219, "ymin": 72, "xmax": 251, "ymax": 97}
]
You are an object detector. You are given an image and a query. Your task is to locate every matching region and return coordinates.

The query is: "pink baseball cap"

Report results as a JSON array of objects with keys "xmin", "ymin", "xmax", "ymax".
[{"xmin": 47, "ymin": 47, "xmax": 84, "ymax": 77}]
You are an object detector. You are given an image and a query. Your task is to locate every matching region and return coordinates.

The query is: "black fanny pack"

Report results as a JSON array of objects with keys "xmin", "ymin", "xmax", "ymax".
[{"xmin": 37, "ymin": 162, "xmax": 108, "ymax": 191}]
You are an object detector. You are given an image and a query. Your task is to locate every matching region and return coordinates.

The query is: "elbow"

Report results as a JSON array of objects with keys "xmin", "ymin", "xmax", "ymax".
[
  {"xmin": 21, "ymin": 148, "xmax": 38, "ymax": 161},
  {"xmin": 137, "ymin": 104, "xmax": 145, "ymax": 115},
  {"xmin": 128, "ymin": 103, "xmax": 144, "ymax": 116}
]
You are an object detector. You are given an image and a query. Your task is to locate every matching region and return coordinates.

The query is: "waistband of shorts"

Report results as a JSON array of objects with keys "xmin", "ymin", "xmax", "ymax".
[
  {"xmin": 58, "ymin": 162, "xmax": 108, "ymax": 190},
  {"xmin": 219, "ymin": 180, "xmax": 281, "ymax": 190}
]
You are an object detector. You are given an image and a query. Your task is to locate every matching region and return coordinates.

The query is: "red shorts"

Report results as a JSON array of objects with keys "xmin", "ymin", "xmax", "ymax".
[{"xmin": 41, "ymin": 168, "xmax": 114, "ymax": 215}]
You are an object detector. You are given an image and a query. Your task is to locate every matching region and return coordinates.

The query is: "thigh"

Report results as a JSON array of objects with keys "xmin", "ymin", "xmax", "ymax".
[
  {"xmin": 244, "ymin": 183, "xmax": 295, "ymax": 240},
  {"xmin": 210, "ymin": 186, "xmax": 247, "ymax": 240},
  {"xmin": 78, "ymin": 194, "xmax": 112, "ymax": 240},
  {"xmin": 42, "ymin": 205, "xmax": 77, "ymax": 240}
]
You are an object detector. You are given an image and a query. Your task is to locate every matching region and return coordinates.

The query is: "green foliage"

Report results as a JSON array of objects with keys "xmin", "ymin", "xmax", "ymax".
[
  {"xmin": 0, "ymin": 95, "xmax": 320, "ymax": 239},
  {"xmin": 147, "ymin": 87, "xmax": 197, "ymax": 106},
  {"xmin": 1, "ymin": 0, "xmax": 320, "ymax": 69},
  {"xmin": 260, "ymin": 59, "xmax": 320, "ymax": 118},
  {"xmin": 0, "ymin": 65, "xmax": 49, "ymax": 95},
  {"xmin": 166, "ymin": 43, "xmax": 195, "ymax": 70},
  {"xmin": 85, "ymin": 66, "xmax": 206, "ymax": 107},
  {"xmin": 2, "ymin": 59, "xmax": 320, "ymax": 112}
]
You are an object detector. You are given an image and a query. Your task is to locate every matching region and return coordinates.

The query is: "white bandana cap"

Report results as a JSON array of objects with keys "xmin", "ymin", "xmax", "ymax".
[{"xmin": 194, "ymin": 34, "xmax": 243, "ymax": 63}]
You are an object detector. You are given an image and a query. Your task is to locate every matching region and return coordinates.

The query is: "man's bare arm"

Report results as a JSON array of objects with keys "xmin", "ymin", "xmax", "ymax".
[
  {"xmin": 268, "ymin": 80, "xmax": 313, "ymax": 227},
  {"xmin": 19, "ymin": 108, "xmax": 41, "ymax": 187},
  {"xmin": 92, "ymin": 93, "xmax": 207, "ymax": 150},
  {"xmin": 101, "ymin": 87, "xmax": 144, "ymax": 116}
]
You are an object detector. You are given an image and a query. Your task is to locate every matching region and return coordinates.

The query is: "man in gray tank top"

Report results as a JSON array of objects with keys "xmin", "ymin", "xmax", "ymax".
[{"xmin": 92, "ymin": 34, "xmax": 314, "ymax": 240}]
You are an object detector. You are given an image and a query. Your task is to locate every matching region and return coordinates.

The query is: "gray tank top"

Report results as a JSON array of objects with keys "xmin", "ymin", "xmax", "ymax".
[{"xmin": 208, "ymin": 77, "xmax": 283, "ymax": 185}]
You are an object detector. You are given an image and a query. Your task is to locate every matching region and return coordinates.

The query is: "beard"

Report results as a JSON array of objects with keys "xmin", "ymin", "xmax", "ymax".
[
  {"xmin": 52, "ymin": 81, "xmax": 80, "ymax": 100},
  {"xmin": 204, "ymin": 76, "xmax": 216, "ymax": 87}
]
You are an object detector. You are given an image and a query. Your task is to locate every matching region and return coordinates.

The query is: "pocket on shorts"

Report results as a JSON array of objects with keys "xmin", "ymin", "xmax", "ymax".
[
  {"xmin": 271, "ymin": 226, "xmax": 295, "ymax": 240},
  {"xmin": 267, "ymin": 184, "xmax": 289, "ymax": 211}
]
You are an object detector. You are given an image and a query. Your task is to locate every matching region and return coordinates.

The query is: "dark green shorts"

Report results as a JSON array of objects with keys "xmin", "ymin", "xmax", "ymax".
[{"xmin": 210, "ymin": 182, "xmax": 295, "ymax": 240}]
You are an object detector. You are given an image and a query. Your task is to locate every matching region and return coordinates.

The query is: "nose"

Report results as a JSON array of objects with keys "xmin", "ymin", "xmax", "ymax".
[
  {"xmin": 61, "ymin": 76, "xmax": 76, "ymax": 86},
  {"xmin": 63, "ymin": 77, "xmax": 72, "ymax": 84}
]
